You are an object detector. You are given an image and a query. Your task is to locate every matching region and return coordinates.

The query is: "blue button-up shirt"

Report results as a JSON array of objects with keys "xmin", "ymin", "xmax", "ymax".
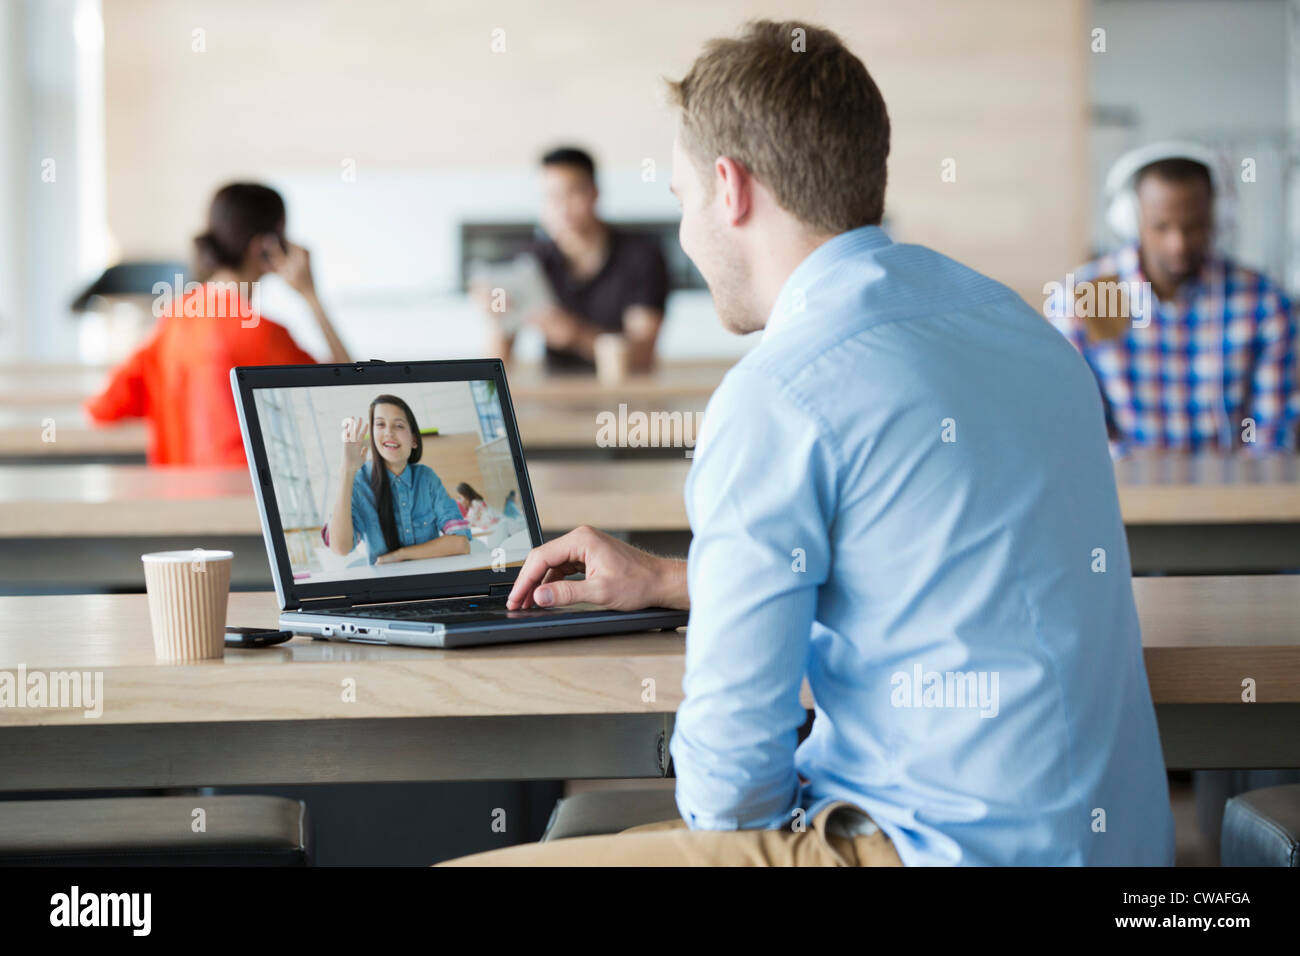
[
  {"xmin": 350, "ymin": 461, "xmax": 470, "ymax": 563},
  {"xmin": 670, "ymin": 225, "xmax": 1175, "ymax": 866},
  {"xmin": 1048, "ymin": 244, "xmax": 1299, "ymax": 453}
]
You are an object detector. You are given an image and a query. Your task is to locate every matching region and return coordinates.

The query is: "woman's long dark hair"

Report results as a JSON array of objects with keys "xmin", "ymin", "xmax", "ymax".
[
  {"xmin": 193, "ymin": 183, "xmax": 286, "ymax": 281},
  {"xmin": 368, "ymin": 394, "xmax": 423, "ymax": 555},
  {"xmin": 456, "ymin": 483, "xmax": 484, "ymax": 504}
]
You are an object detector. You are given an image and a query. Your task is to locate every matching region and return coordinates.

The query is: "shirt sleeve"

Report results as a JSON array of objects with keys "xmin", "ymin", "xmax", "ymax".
[
  {"xmin": 670, "ymin": 365, "xmax": 836, "ymax": 830},
  {"xmin": 349, "ymin": 470, "xmax": 376, "ymax": 559},
  {"xmin": 1246, "ymin": 286, "xmax": 1298, "ymax": 450},
  {"xmin": 84, "ymin": 346, "xmax": 149, "ymax": 423},
  {"xmin": 624, "ymin": 239, "xmax": 669, "ymax": 314}
]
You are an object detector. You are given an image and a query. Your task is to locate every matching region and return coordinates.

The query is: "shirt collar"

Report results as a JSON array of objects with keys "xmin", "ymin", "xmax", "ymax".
[
  {"xmin": 364, "ymin": 460, "xmax": 413, "ymax": 485},
  {"xmin": 763, "ymin": 225, "xmax": 892, "ymax": 342},
  {"xmin": 1121, "ymin": 241, "xmax": 1225, "ymax": 306}
]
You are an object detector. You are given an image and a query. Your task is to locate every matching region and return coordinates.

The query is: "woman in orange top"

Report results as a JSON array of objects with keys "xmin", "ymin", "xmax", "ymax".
[{"xmin": 85, "ymin": 183, "xmax": 350, "ymax": 466}]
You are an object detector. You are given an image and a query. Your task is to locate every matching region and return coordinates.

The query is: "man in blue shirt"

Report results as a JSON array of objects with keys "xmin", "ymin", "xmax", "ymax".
[{"xmin": 444, "ymin": 19, "xmax": 1174, "ymax": 867}]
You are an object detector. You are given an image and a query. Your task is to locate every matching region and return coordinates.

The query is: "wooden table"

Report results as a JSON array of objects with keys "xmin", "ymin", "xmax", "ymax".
[
  {"xmin": 1, "ymin": 451, "xmax": 1298, "ymax": 589},
  {"xmin": 0, "ymin": 359, "xmax": 731, "ymax": 411},
  {"xmin": 0, "ymin": 462, "xmax": 689, "ymax": 538},
  {"xmin": 1115, "ymin": 452, "xmax": 1300, "ymax": 572},
  {"xmin": 0, "ymin": 406, "xmax": 147, "ymax": 463},
  {"xmin": 0, "ymin": 402, "xmax": 707, "ymax": 463},
  {"xmin": 0, "ymin": 366, "xmax": 112, "ymax": 407},
  {"xmin": 1115, "ymin": 452, "xmax": 1300, "ymax": 522},
  {"xmin": 0, "ymin": 359, "xmax": 722, "ymax": 465},
  {"xmin": 505, "ymin": 359, "xmax": 730, "ymax": 404},
  {"xmin": 4, "ymin": 456, "xmax": 1298, "ymax": 535},
  {"xmin": 0, "ymin": 576, "xmax": 1294, "ymax": 791},
  {"xmin": 0, "ymin": 462, "xmax": 690, "ymax": 592}
]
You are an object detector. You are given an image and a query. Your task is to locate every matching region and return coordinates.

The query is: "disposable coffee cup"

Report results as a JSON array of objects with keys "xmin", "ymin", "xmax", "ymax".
[
  {"xmin": 594, "ymin": 333, "xmax": 630, "ymax": 386},
  {"xmin": 141, "ymin": 549, "xmax": 233, "ymax": 661}
]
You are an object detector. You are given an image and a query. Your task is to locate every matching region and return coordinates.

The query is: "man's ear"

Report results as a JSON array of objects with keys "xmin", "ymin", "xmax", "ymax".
[{"xmin": 714, "ymin": 156, "xmax": 751, "ymax": 226}]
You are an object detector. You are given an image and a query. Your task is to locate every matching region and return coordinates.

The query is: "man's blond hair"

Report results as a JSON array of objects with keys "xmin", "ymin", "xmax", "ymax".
[{"xmin": 666, "ymin": 20, "xmax": 890, "ymax": 234}]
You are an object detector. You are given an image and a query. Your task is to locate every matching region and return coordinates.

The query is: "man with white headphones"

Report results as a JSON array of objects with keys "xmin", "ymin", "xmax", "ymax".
[{"xmin": 1049, "ymin": 141, "xmax": 1298, "ymax": 453}]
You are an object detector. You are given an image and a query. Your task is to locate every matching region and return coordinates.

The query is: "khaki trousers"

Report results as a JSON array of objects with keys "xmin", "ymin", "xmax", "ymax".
[{"xmin": 437, "ymin": 800, "xmax": 903, "ymax": 867}]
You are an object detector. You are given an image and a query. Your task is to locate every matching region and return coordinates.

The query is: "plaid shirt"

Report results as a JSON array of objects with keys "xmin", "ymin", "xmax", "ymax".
[{"xmin": 1048, "ymin": 244, "xmax": 1299, "ymax": 453}]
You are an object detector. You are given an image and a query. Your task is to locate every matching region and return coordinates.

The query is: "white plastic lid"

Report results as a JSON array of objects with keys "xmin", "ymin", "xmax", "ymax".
[{"xmin": 141, "ymin": 549, "xmax": 235, "ymax": 563}]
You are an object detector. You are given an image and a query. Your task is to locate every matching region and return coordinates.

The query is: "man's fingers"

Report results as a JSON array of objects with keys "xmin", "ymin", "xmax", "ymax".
[
  {"xmin": 539, "ymin": 567, "xmax": 567, "ymax": 586},
  {"xmin": 507, "ymin": 531, "xmax": 590, "ymax": 608},
  {"xmin": 533, "ymin": 577, "xmax": 595, "ymax": 609},
  {"xmin": 522, "ymin": 567, "xmax": 573, "ymax": 609},
  {"xmin": 508, "ymin": 542, "xmax": 566, "ymax": 609}
]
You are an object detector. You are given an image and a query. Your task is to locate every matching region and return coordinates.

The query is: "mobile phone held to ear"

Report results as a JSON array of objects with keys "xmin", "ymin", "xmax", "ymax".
[{"xmin": 225, "ymin": 626, "xmax": 294, "ymax": 648}]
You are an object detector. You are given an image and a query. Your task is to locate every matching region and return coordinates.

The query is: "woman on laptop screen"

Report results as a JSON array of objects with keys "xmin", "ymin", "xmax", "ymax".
[{"xmin": 326, "ymin": 394, "xmax": 472, "ymax": 565}]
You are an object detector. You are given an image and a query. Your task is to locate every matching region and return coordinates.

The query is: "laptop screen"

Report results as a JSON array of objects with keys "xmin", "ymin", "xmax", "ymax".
[{"xmin": 234, "ymin": 361, "xmax": 541, "ymax": 604}]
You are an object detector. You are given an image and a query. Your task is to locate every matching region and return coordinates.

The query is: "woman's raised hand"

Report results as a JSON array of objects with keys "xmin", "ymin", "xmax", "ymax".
[
  {"xmin": 341, "ymin": 415, "xmax": 369, "ymax": 473},
  {"xmin": 265, "ymin": 238, "xmax": 317, "ymax": 297}
]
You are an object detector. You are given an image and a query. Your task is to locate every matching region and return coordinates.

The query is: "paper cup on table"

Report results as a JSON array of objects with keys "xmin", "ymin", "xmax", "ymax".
[
  {"xmin": 594, "ymin": 333, "xmax": 630, "ymax": 386},
  {"xmin": 141, "ymin": 550, "xmax": 233, "ymax": 661}
]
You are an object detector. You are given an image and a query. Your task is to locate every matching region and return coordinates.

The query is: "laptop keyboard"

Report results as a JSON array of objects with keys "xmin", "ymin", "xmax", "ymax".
[
  {"xmin": 328, "ymin": 596, "xmax": 551, "ymax": 621},
  {"xmin": 333, "ymin": 596, "xmax": 508, "ymax": 619}
]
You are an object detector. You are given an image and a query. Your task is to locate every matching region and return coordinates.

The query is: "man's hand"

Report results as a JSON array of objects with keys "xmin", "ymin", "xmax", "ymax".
[
  {"xmin": 526, "ymin": 305, "xmax": 582, "ymax": 350},
  {"xmin": 507, "ymin": 525, "xmax": 688, "ymax": 611}
]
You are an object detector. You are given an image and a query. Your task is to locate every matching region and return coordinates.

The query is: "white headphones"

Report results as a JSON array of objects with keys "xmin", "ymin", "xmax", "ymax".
[{"xmin": 1103, "ymin": 140, "xmax": 1233, "ymax": 247}]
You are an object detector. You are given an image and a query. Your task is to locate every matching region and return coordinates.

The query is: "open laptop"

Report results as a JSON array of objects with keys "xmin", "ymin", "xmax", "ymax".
[{"xmin": 230, "ymin": 359, "xmax": 688, "ymax": 647}]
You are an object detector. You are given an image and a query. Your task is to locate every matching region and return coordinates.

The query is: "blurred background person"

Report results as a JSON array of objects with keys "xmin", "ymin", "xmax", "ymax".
[
  {"xmin": 1049, "ymin": 143, "xmax": 1299, "ymax": 454},
  {"xmin": 480, "ymin": 147, "xmax": 669, "ymax": 374},
  {"xmin": 84, "ymin": 182, "xmax": 350, "ymax": 466}
]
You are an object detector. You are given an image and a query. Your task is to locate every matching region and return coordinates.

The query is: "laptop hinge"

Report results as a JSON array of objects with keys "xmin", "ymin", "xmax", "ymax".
[
  {"xmin": 488, "ymin": 582, "xmax": 513, "ymax": 598},
  {"xmin": 297, "ymin": 594, "xmax": 353, "ymax": 608}
]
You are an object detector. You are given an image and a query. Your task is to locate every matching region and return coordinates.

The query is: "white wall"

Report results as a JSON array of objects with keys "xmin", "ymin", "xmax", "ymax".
[
  {"xmin": 0, "ymin": 0, "xmax": 108, "ymax": 361},
  {"xmin": 0, "ymin": 1, "xmax": 28, "ymax": 360},
  {"xmin": 94, "ymin": 0, "xmax": 1090, "ymax": 365}
]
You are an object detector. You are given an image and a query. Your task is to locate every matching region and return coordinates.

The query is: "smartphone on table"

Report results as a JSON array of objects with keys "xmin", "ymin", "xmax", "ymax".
[{"xmin": 224, "ymin": 626, "xmax": 294, "ymax": 648}]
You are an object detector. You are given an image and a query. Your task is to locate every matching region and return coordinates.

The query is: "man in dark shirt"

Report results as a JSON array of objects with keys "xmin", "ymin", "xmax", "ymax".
[{"xmin": 487, "ymin": 147, "xmax": 669, "ymax": 373}]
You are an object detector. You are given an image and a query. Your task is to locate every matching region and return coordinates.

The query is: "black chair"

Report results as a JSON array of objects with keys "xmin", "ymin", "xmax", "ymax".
[
  {"xmin": 70, "ymin": 261, "xmax": 187, "ymax": 311},
  {"xmin": 541, "ymin": 787, "xmax": 680, "ymax": 841},
  {"xmin": 1220, "ymin": 784, "xmax": 1300, "ymax": 867}
]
